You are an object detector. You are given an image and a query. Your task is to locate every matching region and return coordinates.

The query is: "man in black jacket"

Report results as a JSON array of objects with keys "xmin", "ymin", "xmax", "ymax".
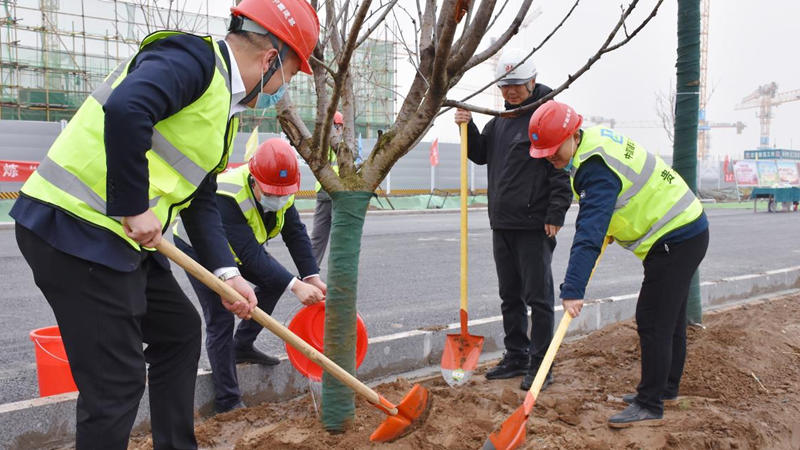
[
  {"xmin": 174, "ymin": 139, "xmax": 324, "ymax": 414},
  {"xmin": 454, "ymin": 48, "xmax": 572, "ymax": 391}
]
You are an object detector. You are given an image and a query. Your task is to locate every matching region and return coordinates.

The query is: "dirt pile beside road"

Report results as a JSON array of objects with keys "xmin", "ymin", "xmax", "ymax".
[{"xmin": 128, "ymin": 295, "xmax": 800, "ymax": 450}]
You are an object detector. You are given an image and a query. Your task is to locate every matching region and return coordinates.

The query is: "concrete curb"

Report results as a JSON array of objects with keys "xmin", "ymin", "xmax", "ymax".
[
  {"xmin": 0, "ymin": 222, "xmax": 13, "ymax": 230},
  {"xmin": 3, "ymin": 266, "xmax": 800, "ymax": 450},
  {"xmin": 298, "ymin": 207, "xmax": 488, "ymax": 218}
]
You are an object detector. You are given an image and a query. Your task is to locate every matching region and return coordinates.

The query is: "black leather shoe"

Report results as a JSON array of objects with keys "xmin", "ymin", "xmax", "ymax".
[
  {"xmin": 608, "ymin": 403, "xmax": 663, "ymax": 428},
  {"xmin": 520, "ymin": 371, "xmax": 553, "ymax": 392},
  {"xmin": 235, "ymin": 346, "xmax": 280, "ymax": 366},
  {"xmin": 215, "ymin": 400, "xmax": 246, "ymax": 415},
  {"xmin": 621, "ymin": 393, "xmax": 678, "ymax": 407},
  {"xmin": 485, "ymin": 354, "xmax": 530, "ymax": 380}
]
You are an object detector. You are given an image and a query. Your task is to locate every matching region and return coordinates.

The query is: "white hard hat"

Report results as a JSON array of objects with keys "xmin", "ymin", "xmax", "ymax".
[{"xmin": 495, "ymin": 48, "xmax": 537, "ymax": 86}]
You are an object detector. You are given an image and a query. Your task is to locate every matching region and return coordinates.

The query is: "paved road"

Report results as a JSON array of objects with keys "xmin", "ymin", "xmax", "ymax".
[{"xmin": 0, "ymin": 208, "xmax": 797, "ymax": 403}]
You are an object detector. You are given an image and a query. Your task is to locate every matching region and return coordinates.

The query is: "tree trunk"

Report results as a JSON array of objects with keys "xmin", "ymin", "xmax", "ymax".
[
  {"xmin": 321, "ymin": 190, "xmax": 373, "ymax": 431},
  {"xmin": 673, "ymin": 0, "xmax": 702, "ymax": 325}
]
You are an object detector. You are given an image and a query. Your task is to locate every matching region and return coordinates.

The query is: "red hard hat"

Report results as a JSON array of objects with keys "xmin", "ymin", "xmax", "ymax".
[
  {"xmin": 248, "ymin": 138, "xmax": 301, "ymax": 196},
  {"xmin": 231, "ymin": 0, "xmax": 320, "ymax": 75},
  {"xmin": 528, "ymin": 100, "xmax": 583, "ymax": 158},
  {"xmin": 333, "ymin": 111, "xmax": 343, "ymax": 125}
]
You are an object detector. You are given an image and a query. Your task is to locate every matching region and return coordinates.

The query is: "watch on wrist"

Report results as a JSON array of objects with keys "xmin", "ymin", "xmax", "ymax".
[{"xmin": 218, "ymin": 268, "xmax": 241, "ymax": 282}]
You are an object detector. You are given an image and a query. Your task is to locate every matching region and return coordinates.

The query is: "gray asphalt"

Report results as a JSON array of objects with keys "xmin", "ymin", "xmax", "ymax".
[{"xmin": 0, "ymin": 208, "xmax": 797, "ymax": 403}]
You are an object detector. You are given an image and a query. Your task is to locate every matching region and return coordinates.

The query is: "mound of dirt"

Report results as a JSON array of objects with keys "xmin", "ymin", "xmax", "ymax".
[{"xmin": 126, "ymin": 295, "xmax": 800, "ymax": 450}]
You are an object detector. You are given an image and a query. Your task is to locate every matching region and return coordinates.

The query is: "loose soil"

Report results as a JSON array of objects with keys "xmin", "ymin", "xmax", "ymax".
[{"xmin": 126, "ymin": 295, "xmax": 800, "ymax": 450}]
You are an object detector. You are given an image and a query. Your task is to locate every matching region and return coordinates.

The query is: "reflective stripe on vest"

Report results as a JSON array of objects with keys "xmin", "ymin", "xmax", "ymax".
[
  {"xmin": 21, "ymin": 31, "xmax": 236, "ymax": 251},
  {"xmin": 569, "ymin": 126, "xmax": 703, "ymax": 259},
  {"xmin": 174, "ymin": 166, "xmax": 294, "ymax": 263}
]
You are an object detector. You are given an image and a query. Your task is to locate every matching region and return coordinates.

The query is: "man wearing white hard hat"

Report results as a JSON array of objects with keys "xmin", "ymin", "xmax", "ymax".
[{"xmin": 454, "ymin": 48, "xmax": 572, "ymax": 392}]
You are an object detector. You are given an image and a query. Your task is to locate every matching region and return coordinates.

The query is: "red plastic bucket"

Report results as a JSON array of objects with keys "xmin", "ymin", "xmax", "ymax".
[
  {"xmin": 29, "ymin": 326, "xmax": 78, "ymax": 397},
  {"xmin": 285, "ymin": 302, "xmax": 368, "ymax": 381}
]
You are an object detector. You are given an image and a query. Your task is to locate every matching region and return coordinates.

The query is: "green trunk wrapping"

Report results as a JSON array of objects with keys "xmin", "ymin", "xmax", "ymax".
[
  {"xmin": 321, "ymin": 191, "xmax": 372, "ymax": 431},
  {"xmin": 674, "ymin": 0, "xmax": 703, "ymax": 325}
]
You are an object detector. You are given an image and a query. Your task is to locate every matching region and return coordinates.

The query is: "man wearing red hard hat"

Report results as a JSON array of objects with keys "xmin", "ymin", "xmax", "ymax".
[
  {"xmin": 529, "ymin": 100, "xmax": 709, "ymax": 428},
  {"xmin": 174, "ymin": 138, "xmax": 324, "ymax": 415},
  {"xmin": 11, "ymin": 0, "xmax": 319, "ymax": 447}
]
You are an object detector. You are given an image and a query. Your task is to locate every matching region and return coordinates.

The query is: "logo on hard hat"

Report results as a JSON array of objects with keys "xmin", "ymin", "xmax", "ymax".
[
  {"xmin": 562, "ymin": 108, "xmax": 572, "ymax": 128},
  {"xmin": 531, "ymin": 133, "xmax": 539, "ymax": 141},
  {"xmin": 279, "ymin": 170, "xmax": 288, "ymax": 178},
  {"xmin": 505, "ymin": 64, "xmax": 514, "ymax": 73},
  {"xmin": 273, "ymin": 0, "xmax": 297, "ymax": 27}
]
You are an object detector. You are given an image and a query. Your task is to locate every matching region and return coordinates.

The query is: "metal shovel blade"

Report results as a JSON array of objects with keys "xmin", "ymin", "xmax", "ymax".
[
  {"xmin": 441, "ymin": 331, "xmax": 485, "ymax": 387},
  {"xmin": 441, "ymin": 309, "xmax": 484, "ymax": 387},
  {"xmin": 482, "ymin": 404, "xmax": 528, "ymax": 450},
  {"xmin": 369, "ymin": 384, "xmax": 432, "ymax": 443}
]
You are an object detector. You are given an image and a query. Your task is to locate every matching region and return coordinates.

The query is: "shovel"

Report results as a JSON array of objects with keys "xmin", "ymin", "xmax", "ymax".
[
  {"xmin": 157, "ymin": 240, "xmax": 430, "ymax": 443},
  {"xmin": 482, "ymin": 238, "xmax": 611, "ymax": 450},
  {"xmin": 441, "ymin": 123, "xmax": 485, "ymax": 387}
]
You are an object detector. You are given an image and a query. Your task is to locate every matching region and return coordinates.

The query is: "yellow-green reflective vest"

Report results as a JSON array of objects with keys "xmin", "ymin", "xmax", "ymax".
[
  {"xmin": 314, "ymin": 147, "xmax": 338, "ymax": 192},
  {"xmin": 20, "ymin": 31, "xmax": 237, "ymax": 251},
  {"xmin": 173, "ymin": 165, "xmax": 294, "ymax": 264},
  {"xmin": 569, "ymin": 127, "xmax": 703, "ymax": 260}
]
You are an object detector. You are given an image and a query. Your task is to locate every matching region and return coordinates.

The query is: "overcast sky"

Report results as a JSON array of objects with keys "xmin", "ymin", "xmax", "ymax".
[{"xmin": 198, "ymin": 0, "xmax": 800, "ymax": 159}]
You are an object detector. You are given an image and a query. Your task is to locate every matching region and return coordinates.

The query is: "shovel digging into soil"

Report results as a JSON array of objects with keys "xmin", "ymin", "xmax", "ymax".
[
  {"xmin": 482, "ymin": 239, "xmax": 610, "ymax": 450},
  {"xmin": 441, "ymin": 122, "xmax": 485, "ymax": 387},
  {"xmin": 157, "ymin": 240, "xmax": 431, "ymax": 443}
]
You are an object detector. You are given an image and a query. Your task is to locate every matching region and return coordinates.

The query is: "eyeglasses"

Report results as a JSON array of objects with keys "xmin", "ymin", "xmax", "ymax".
[{"xmin": 334, "ymin": 124, "xmax": 344, "ymax": 130}]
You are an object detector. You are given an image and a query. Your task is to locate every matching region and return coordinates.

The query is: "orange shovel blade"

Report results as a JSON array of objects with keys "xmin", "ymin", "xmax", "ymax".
[
  {"xmin": 482, "ymin": 404, "xmax": 529, "ymax": 450},
  {"xmin": 370, "ymin": 384, "xmax": 431, "ymax": 443},
  {"xmin": 441, "ymin": 332, "xmax": 485, "ymax": 387},
  {"xmin": 441, "ymin": 309, "xmax": 485, "ymax": 387}
]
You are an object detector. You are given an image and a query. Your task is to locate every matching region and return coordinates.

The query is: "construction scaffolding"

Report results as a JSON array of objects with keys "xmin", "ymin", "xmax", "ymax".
[{"xmin": 0, "ymin": 0, "xmax": 395, "ymax": 136}]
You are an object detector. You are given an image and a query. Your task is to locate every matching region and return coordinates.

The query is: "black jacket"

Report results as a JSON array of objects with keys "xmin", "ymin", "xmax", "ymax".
[
  {"xmin": 11, "ymin": 34, "xmax": 236, "ymax": 272},
  {"xmin": 466, "ymin": 84, "xmax": 572, "ymax": 230},
  {"xmin": 216, "ymin": 194, "xmax": 319, "ymax": 290}
]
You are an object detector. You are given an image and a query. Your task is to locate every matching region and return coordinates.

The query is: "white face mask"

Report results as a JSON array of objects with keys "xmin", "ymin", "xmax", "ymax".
[{"xmin": 259, "ymin": 194, "xmax": 291, "ymax": 212}]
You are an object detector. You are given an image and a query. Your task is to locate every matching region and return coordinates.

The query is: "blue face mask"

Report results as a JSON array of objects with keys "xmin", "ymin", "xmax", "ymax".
[
  {"xmin": 253, "ymin": 53, "xmax": 287, "ymax": 109},
  {"xmin": 563, "ymin": 157, "xmax": 574, "ymax": 172},
  {"xmin": 254, "ymin": 83, "xmax": 286, "ymax": 109}
]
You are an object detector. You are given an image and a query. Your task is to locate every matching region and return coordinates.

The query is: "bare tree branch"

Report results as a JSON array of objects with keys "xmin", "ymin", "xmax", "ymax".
[
  {"xmin": 439, "ymin": 0, "xmax": 580, "ymax": 118},
  {"xmin": 443, "ymin": 0, "xmax": 664, "ymax": 118},
  {"xmin": 356, "ymin": 0, "xmax": 399, "ymax": 47},
  {"xmin": 459, "ymin": 0, "xmax": 536, "ymax": 74},
  {"xmin": 654, "ymin": 82, "xmax": 676, "ymax": 144},
  {"xmin": 484, "ymin": 0, "xmax": 511, "ymax": 36},
  {"xmin": 447, "ymin": 0, "xmax": 505, "ymax": 77},
  {"xmin": 314, "ymin": 0, "xmax": 375, "ymax": 192}
]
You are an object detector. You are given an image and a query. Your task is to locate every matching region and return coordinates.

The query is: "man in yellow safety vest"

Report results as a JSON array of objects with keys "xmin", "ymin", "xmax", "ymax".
[
  {"xmin": 173, "ymin": 139, "xmax": 325, "ymax": 414},
  {"xmin": 528, "ymin": 100, "xmax": 709, "ymax": 428},
  {"xmin": 10, "ymin": 0, "xmax": 319, "ymax": 448}
]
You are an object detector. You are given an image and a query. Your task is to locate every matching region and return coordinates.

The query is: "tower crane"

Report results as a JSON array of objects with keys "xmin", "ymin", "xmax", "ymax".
[{"xmin": 734, "ymin": 82, "xmax": 800, "ymax": 149}]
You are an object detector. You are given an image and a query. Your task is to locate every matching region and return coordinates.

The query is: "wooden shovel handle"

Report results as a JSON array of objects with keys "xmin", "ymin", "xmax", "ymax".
[
  {"xmin": 156, "ymin": 240, "xmax": 394, "ymax": 413},
  {"xmin": 525, "ymin": 237, "xmax": 612, "ymax": 409},
  {"xmin": 460, "ymin": 122, "xmax": 469, "ymax": 314}
]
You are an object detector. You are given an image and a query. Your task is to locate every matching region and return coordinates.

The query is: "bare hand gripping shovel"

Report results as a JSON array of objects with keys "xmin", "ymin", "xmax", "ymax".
[
  {"xmin": 482, "ymin": 238, "xmax": 611, "ymax": 450},
  {"xmin": 157, "ymin": 240, "xmax": 430, "ymax": 443},
  {"xmin": 441, "ymin": 123, "xmax": 485, "ymax": 387}
]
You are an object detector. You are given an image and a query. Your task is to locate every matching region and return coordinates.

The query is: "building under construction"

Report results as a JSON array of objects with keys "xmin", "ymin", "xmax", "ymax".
[{"xmin": 0, "ymin": 0, "xmax": 395, "ymax": 137}]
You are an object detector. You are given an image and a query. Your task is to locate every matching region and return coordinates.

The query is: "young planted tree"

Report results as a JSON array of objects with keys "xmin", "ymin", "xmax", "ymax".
[{"xmin": 276, "ymin": 0, "xmax": 664, "ymax": 432}]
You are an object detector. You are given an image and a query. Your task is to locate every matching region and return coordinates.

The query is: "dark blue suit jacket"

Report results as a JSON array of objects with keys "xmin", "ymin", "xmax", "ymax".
[{"xmin": 11, "ymin": 34, "xmax": 236, "ymax": 273}]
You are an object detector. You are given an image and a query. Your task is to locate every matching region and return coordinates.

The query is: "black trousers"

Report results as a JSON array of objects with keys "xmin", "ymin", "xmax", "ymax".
[
  {"xmin": 634, "ymin": 229, "xmax": 709, "ymax": 415},
  {"xmin": 492, "ymin": 229, "xmax": 556, "ymax": 364},
  {"xmin": 16, "ymin": 224, "xmax": 201, "ymax": 450},
  {"xmin": 175, "ymin": 238, "xmax": 282, "ymax": 411}
]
